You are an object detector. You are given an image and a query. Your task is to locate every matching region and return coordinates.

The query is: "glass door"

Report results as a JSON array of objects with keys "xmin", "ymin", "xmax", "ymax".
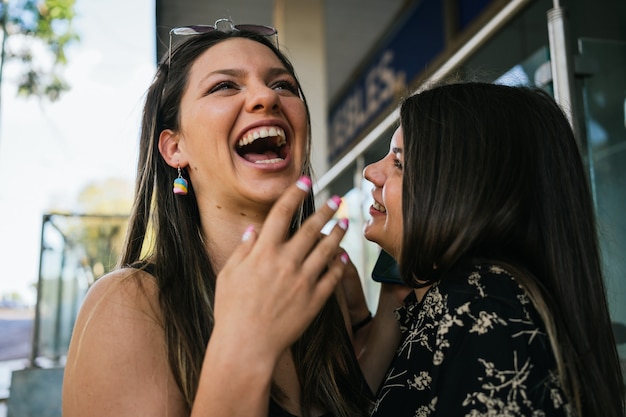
[{"xmin": 577, "ymin": 38, "xmax": 626, "ymax": 360}]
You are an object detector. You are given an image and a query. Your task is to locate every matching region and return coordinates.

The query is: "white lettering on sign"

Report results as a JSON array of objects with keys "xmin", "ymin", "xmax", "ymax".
[{"xmin": 330, "ymin": 49, "xmax": 407, "ymax": 157}]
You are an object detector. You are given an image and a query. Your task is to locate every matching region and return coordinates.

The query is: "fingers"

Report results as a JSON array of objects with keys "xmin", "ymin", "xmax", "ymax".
[
  {"xmin": 309, "ymin": 251, "xmax": 350, "ymax": 310},
  {"xmin": 256, "ymin": 176, "xmax": 347, "ymax": 262},
  {"xmin": 241, "ymin": 225, "xmax": 257, "ymax": 243},
  {"xmin": 281, "ymin": 194, "xmax": 346, "ymax": 264},
  {"xmin": 299, "ymin": 217, "xmax": 349, "ymax": 279},
  {"xmin": 247, "ymin": 175, "xmax": 350, "ymax": 285},
  {"xmin": 256, "ymin": 176, "xmax": 313, "ymax": 246},
  {"xmin": 219, "ymin": 225, "xmax": 258, "ymax": 279}
]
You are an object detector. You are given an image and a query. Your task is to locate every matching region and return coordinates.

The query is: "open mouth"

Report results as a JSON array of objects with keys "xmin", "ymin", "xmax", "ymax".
[{"xmin": 236, "ymin": 126, "xmax": 288, "ymax": 164}]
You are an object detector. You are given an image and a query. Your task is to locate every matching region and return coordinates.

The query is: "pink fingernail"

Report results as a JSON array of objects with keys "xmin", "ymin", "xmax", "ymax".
[
  {"xmin": 337, "ymin": 218, "xmax": 349, "ymax": 230},
  {"xmin": 241, "ymin": 225, "xmax": 255, "ymax": 242},
  {"xmin": 296, "ymin": 176, "xmax": 312, "ymax": 192},
  {"xmin": 340, "ymin": 252, "xmax": 350, "ymax": 264},
  {"xmin": 327, "ymin": 195, "xmax": 342, "ymax": 211}
]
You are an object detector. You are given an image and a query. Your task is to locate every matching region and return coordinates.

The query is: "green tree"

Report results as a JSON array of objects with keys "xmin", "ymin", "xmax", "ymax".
[
  {"xmin": 1, "ymin": 0, "xmax": 79, "ymax": 102},
  {"xmin": 62, "ymin": 178, "xmax": 133, "ymax": 277}
]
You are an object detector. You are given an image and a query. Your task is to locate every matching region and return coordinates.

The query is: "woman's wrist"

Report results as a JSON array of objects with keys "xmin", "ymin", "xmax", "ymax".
[{"xmin": 351, "ymin": 312, "xmax": 373, "ymax": 333}]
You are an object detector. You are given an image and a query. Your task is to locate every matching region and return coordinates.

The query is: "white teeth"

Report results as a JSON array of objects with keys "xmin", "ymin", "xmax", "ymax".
[
  {"xmin": 254, "ymin": 158, "xmax": 283, "ymax": 165},
  {"xmin": 373, "ymin": 201, "xmax": 387, "ymax": 213},
  {"xmin": 238, "ymin": 127, "xmax": 286, "ymax": 147}
]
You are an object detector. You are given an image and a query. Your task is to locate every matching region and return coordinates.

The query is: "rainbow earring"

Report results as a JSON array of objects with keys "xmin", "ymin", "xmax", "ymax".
[{"xmin": 173, "ymin": 166, "xmax": 188, "ymax": 195}]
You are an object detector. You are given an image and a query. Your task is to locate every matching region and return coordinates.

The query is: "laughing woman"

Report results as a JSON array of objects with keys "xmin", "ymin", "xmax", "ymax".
[
  {"xmin": 363, "ymin": 82, "xmax": 625, "ymax": 417},
  {"xmin": 62, "ymin": 21, "xmax": 371, "ymax": 417}
]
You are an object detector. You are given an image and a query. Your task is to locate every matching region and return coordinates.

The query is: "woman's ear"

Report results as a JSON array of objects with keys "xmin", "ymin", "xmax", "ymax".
[{"xmin": 158, "ymin": 129, "xmax": 187, "ymax": 168}]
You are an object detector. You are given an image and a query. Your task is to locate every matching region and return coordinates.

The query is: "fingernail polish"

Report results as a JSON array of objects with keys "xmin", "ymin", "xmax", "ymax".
[
  {"xmin": 340, "ymin": 252, "xmax": 350, "ymax": 264},
  {"xmin": 337, "ymin": 218, "xmax": 349, "ymax": 230},
  {"xmin": 241, "ymin": 225, "xmax": 255, "ymax": 242},
  {"xmin": 296, "ymin": 176, "xmax": 312, "ymax": 192},
  {"xmin": 327, "ymin": 195, "xmax": 342, "ymax": 211}
]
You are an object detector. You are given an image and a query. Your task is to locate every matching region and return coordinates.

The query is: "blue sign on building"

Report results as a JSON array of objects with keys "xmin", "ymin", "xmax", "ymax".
[{"xmin": 327, "ymin": 0, "xmax": 493, "ymax": 163}]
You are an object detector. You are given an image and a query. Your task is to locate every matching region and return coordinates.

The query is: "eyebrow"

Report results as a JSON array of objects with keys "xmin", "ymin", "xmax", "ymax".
[
  {"xmin": 392, "ymin": 147, "xmax": 403, "ymax": 155},
  {"xmin": 200, "ymin": 67, "xmax": 292, "ymax": 83}
]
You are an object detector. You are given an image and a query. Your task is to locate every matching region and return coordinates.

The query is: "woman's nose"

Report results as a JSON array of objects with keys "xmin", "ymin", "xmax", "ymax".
[
  {"xmin": 247, "ymin": 84, "xmax": 280, "ymax": 113},
  {"xmin": 363, "ymin": 160, "xmax": 383, "ymax": 186}
]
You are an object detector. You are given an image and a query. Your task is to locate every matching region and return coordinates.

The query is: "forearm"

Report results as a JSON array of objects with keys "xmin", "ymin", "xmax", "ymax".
[
  {"xmin": 354, "ymin": 284, "xmax": 406, "ymax": 393},
  {"xmin": 191, "ymin": 333, "xmax": 275, "ymax": 417},
  {"xmin": 355, "ymin": 301, "xmax": 401, "ymax": 393}
]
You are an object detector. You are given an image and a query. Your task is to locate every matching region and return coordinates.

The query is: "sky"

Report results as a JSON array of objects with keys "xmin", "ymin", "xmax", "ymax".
[{"xmin": 0, "ymin": 0, "xmax": 156, "ymax": 304}]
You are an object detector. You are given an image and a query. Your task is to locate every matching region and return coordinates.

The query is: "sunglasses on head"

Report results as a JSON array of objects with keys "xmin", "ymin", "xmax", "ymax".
[{"xmin": 168, "ymin": 18, "xmax": 279, "ymax": 69}]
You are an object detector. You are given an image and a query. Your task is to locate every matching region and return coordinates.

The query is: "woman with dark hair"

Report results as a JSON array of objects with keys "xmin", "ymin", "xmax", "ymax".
[
  {"xmin": 362, "ymin": 82, "xmax": 625, "ymax": 416},
  {"xmin": 62, "ymin": 20, "xmax": 371, "ymax": 417}
]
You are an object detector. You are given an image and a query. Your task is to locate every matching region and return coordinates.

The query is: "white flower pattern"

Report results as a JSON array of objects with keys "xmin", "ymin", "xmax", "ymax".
[{"xmin": 371, "ymin": 264, "xmax": 574, "ymax": 417}]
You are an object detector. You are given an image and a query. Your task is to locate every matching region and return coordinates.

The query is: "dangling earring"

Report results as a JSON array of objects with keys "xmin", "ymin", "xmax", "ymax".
[{"xmin": 173, "ymin": 166, "xmax": 188, "ymax": 195}]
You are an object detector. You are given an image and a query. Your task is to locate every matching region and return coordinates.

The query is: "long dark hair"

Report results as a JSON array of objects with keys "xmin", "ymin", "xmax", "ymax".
[
  {"xmin": 120, "ymin": 29, "xmax": 370, "ymax": 416},
  {"xmin": 399, "ymin": 82, "xmax": 624, "ymax": 417}
]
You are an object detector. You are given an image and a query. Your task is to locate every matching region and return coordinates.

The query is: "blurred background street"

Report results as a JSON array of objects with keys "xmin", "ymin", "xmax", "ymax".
[
  {"xmin": 0, "ymin": 307, "xmax": 33, "ymax": 361},
  {"xmin": 0, "ymin": 307, "xmax": 33, "ymax": 417}
]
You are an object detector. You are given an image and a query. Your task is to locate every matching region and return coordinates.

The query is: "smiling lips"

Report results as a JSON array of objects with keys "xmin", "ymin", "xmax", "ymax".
[
  {"xmin": 236, "ymin": 126, "xmax": 288, "ymax": 164},
  {"xmin": 372, "ymin": 200, "xmax": 387, "ymax": 213}
]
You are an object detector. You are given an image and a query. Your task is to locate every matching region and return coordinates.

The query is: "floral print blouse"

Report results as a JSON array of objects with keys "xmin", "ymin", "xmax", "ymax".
[{"xmin": 371, "ymin": 263, "xmax": 574, "ymax": 417}]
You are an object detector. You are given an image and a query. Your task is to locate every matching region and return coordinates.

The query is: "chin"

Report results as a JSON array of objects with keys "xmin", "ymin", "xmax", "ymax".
[
  {"xmin": 261, "ymin": 183, "xmax": 297, "ymax": 203},
  {"xmin": 363, "ymin": 225, "xmax": 382, "ymax": 246},
  {"xmin": 364, "ymin": 230, "xmax": 397, "ymax": 255},
  {"xmin": 250, "ymin": 174, "xmax": 296, "ymax": 191}
]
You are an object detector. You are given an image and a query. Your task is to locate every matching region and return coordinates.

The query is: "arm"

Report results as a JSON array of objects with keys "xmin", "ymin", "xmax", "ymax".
[
  {"xmin": 357, "ymin": 283, "xmax": 410, "ymax": 393},
  {"xmin": 337, "ymin": 258, "xmax": 410, "ymax": 393},
  {"xmin": 62, "ymin": 269, "xmax": 187, "ymax": 417}
]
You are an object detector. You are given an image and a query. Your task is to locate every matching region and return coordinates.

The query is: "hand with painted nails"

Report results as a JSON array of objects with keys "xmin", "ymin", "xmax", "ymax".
[
  {"xmin": 211, "ymin": 176, "xmax": 349, "ymax": 357},
  {"xmin": 192, "ymin": 177, "xmax": 352, "ymax": 417}
]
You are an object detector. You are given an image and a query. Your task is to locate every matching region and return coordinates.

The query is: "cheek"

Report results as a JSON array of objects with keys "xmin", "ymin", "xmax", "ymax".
[
  {"xmin": 187, "ymin": 99, "xmax": 236, "ymax": 133},
  {"xmin": 387, "ymin": 186, "xmax": 403, "ymax": 229},
  {"xmin": 389, "ymin": 210, "xmax": 403, "ymax": 234},
  {"xmin": 285, "ymin": 99, "xmax": 308, "ymax": 137},
  {"xmin": 285, "ymin": 100, "xmax": 309, "ymax": 164}
]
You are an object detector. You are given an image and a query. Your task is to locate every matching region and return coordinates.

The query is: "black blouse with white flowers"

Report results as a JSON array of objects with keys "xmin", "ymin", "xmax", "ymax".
[{"xmin": 371, "ymin": 263, "xmax": 574, "ymax": 417}]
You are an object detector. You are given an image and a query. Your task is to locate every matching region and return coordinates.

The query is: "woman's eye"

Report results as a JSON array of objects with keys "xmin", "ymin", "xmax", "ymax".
[
  {"xmin": 208, "ymin": 81, "xmax": 237, "ymax": 94},
  {"xmin": 272, "ymin": 80, "xmax": 299, "ymax": 94},
  {"xmin": 394, "ymin": 159, "xmax": 403, "ymax": 170}
]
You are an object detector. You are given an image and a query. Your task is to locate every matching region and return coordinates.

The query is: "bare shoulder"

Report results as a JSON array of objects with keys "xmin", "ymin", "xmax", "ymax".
[
  {"xmin": 79, "ymin": 267, "xmax": 161, "ymax": 323},
  {"xmin": 63, "ymin": 267, "xmax": 186, "ymax": 417}
]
